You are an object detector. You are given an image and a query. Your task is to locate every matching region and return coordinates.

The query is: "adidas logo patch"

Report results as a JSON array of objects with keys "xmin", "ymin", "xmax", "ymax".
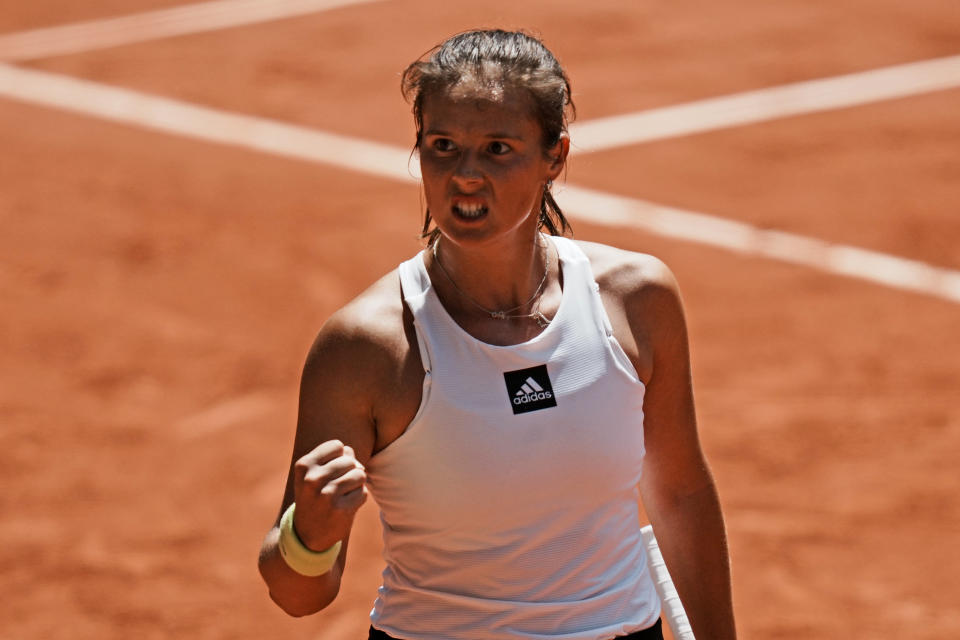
[{"xmin": 503, "ymin": 365, "xmax": 557, "ymax": 415}]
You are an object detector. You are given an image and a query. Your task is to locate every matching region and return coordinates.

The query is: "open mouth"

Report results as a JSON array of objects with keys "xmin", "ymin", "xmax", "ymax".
[{"xmin": 452, "ymin": 203, "xmax": 488, "ymax": 219}]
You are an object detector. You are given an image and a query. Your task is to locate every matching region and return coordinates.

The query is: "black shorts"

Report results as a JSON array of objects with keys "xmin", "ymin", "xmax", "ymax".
[{"xmin": 368, "ymin": 618, "xmax": 664, "ymax": 640}]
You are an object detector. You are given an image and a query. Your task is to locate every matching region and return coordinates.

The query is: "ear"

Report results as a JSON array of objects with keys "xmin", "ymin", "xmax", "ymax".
[{"xmin": 545, "ymin": 134, "xmax": 570, "ymax": 180}]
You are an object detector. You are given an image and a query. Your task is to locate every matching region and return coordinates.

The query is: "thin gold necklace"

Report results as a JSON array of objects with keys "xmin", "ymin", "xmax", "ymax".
[{"xmin": 431, "ymin": 236, "xmax": 552, "ymax": 327}]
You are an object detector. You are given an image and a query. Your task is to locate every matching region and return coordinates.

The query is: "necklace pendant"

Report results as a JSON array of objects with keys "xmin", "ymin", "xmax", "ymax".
[
  {"xmin": 490, "ymin": 311, "xmax": 507, "ymax": 320},
  {"xmin": 534, "ymin": 312, "xmax": 550, "ymax": 328}
]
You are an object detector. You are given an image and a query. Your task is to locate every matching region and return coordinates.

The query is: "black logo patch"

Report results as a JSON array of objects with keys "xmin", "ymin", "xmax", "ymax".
[{"xmin": 503, "ymin": 365, "xmax": 557, "ymax": 415}]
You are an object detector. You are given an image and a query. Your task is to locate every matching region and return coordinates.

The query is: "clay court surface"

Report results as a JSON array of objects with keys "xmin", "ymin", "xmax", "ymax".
[{"xmin": 2, "ymin": 1, "xmax": 959, "ymax": 638}]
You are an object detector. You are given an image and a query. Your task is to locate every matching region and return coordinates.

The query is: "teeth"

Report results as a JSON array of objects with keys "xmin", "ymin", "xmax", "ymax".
[{"xmin": 454, "ymin": 203, "xmax": 486, "ymax": 218}]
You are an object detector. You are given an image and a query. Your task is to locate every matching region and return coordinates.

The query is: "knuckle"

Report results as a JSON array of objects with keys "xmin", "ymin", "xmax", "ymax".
[
  {"xmin": 319, "ymin": 483, "xmax": 339, "ymax": 498},
  {"xmin": 301, "ymin": 467, "xmax": 327, "ymax": 486},
  {"xmin": 343, "ymin": 467, "xmax": 366, "ymax": 485},
  {"xmin": 331, "ymin": 455, "xmax": 353, "ymax": 469},
  {"xmin": 326, "ymin": 469, "xmax": 365, "ymax": 494},
  {"xmin": 315, "ymin": 439, "xmax": 344, "ymax": 459}
]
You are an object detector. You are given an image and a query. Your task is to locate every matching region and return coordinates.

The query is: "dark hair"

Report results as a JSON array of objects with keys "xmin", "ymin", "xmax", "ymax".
[{"xmin": 401, "ymin": 29, "xmax": 576, "ymax": 243}]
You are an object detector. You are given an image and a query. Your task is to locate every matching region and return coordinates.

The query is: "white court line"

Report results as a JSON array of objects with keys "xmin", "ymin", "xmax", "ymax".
[
  {"xmin": 1, "ymin": 0, "xmax": 957, "ymax": 157},
  {"xmin": 554, "ymin": 185, "xmax": 960, "ymax": 302},
  {"xmin": 0, "ymin": 63, "xmax": 412, "ymax": 181},
  {"xmin": 0, "ymin": 0, "xmax": 381, "ymax": 62},
  {"xmin": 569, "ymin": 54, "xmax": 960, "ymax": 152},
  {"xmin": 1, "ymin": 62, "xmax": 958, "ymax": 304}
]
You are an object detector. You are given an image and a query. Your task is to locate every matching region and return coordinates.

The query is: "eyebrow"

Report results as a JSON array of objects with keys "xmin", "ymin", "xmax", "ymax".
[
  {"xmin": 423, "ymin": 128, "xmax": 523, "ymax": 140},
  {"xmin": 486, "ymin": 132, "xmax": 523, "ymax": 140}
]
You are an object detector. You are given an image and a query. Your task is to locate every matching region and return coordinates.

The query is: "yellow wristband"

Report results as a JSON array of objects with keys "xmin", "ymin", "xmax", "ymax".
[{"xmin": 278, "ymin": 503, "xmax": 342, "ymax": 577}]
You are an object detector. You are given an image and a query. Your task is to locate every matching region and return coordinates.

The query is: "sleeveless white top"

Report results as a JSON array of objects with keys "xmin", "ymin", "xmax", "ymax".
[{"xmin": 366, "ymin": 236, "xmax": 661, "ymax": 639}]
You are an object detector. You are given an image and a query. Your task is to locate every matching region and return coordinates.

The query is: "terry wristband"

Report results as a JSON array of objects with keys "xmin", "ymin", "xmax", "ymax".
[{"xmin": 278, "ymin": 503, "xmax": 342, "ymax": 577}]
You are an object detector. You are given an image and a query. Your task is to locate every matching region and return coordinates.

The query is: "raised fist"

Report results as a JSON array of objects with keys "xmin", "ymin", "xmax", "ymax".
[{"xmin": 291, "ymin": 439, "xmax": 369, "ymax": 551}]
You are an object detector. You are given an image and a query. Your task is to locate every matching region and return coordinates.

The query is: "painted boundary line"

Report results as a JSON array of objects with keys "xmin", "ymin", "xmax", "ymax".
[
  {"xmin": 569, "ymin": 54, "xmax": 960, "ymax": 152},
  {"xmin": 554, "ymin": 185, "xmax": 960, "ymax": 302},
  {"xmin": 1, "ymin": 63, "xmax": 958, "ymax": 304},
  {"xmin": 0, "ymin": 64, "xmax": 411, "ymax": 181},
  {"xmin": 2, "ymin": 0, "xmax": 957, "ymax": 157},
  {"xmin": 0, "ymin": 0, "xmax": 381, "ymax": 62}
]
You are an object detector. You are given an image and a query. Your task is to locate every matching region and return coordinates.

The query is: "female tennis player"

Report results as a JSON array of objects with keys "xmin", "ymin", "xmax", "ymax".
[{"xmin": 258, "ymin": 29, "xmax": 736, "ymax": 640}]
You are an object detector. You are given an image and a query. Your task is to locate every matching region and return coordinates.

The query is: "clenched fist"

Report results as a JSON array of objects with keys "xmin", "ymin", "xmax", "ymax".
[{"xmin": 291, "ymin": 439, "xmax": 369, "ymax": 552}]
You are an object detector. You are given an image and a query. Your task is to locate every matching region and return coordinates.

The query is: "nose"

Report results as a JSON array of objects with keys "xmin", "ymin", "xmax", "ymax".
[{"xmin": 452, "ymin": 151, "xmax": 483, "ymax": 189}]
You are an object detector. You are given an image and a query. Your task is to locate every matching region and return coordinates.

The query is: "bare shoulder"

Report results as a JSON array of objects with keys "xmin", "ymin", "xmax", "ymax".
[
  {"xmin": 572, "ymin": 239, "xmax": 688, "ymax": 379},
  {"xmin": 573, "ymin": 239, "xmax": 681, "ymax": 303},
  {"xmin": 566, "ymin": 239, "xmax": 692, "ymax": 388},
  {"xmin": 305, "ymin": 268, "xmax": 410, "ymax": 378},
  {"xmin": 296, "ymin": 267, "xmax": 422, "ymax": 460}
]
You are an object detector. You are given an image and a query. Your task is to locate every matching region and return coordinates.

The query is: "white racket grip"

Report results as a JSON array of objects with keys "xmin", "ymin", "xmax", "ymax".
[{"xmin": 641, "ymin": 525, "xmax": 695, "ymax": 640}]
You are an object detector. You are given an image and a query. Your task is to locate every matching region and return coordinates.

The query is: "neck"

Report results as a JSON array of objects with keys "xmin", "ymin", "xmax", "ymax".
[{"xmin": 430, "ymin": 231, "xmax": 551, "ymax": 316}]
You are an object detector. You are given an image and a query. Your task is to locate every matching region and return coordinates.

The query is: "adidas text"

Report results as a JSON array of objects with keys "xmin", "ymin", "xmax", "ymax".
[{"xmin": 513, "ymin": 391, "xmax": 554, "ymax": 405}]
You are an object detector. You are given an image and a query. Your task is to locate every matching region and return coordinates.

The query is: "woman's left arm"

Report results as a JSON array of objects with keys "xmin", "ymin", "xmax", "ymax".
[{"xmin": 630, "ymin": 259, "xmax": 737, "ymax": 640}]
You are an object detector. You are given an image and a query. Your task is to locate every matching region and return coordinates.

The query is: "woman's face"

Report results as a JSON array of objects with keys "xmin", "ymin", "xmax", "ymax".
[{"xmin": 419, "ymin": 85, "xmax": 567, "ymax": 248}]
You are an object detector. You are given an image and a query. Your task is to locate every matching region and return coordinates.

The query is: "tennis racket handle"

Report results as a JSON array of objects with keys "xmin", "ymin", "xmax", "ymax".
[{"xmin": 641, "ymin": 525, "xmax": 695, "ymax": 640}]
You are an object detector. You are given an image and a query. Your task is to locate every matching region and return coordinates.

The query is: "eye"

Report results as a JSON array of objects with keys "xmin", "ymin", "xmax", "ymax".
[
  {"xmin": 431, "ymin": 138, "xmax": 456, "ymax": 152},
  {"xmin": 487, "ymin": 141, "xmax": 512, "ymax": 155}
]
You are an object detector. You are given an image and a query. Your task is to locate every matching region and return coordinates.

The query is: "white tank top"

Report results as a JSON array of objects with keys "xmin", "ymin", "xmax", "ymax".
[{"xmin": 366, "ymin": 236, "xmax": 661, "ymax": 639}]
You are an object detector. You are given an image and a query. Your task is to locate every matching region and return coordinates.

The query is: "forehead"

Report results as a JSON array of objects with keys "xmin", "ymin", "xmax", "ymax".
[{"xmin": 421, "ymin": 83, "xmax": 540, "ymax": 137}]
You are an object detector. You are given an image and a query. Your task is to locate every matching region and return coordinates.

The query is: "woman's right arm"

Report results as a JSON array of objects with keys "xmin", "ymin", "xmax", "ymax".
[{"xmin": 258, "ymin": 312, "xmax": 380, "ymax": 616}]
